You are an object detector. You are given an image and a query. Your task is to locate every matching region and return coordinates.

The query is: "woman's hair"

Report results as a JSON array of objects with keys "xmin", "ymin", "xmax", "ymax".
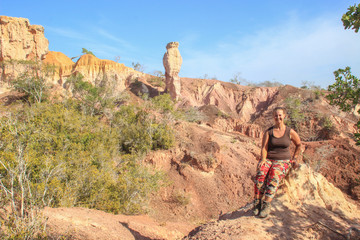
[{"xmin": 273, "ymin": 107, "xmax": 287, "ymax": 115}]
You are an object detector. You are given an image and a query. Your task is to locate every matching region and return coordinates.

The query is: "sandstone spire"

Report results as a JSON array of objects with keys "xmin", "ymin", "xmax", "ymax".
[{"xmin": 163, "ymin": 42, "xmax": 182, "ymax": 100}]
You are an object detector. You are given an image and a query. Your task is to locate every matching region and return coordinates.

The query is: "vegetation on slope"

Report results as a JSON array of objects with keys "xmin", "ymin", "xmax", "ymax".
[{"xmin": 0, "ymin": 62, "xmax": 175, "ymax": 239}]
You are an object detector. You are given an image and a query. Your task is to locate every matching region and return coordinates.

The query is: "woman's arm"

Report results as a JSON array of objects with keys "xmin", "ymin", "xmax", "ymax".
[
  {"xmin": 258, "ymin": 130, "xmax": 269, "ymax": 168},
  {"xmin": 290, "ymin": 129, "xmax": 302, "ymax": 164}
]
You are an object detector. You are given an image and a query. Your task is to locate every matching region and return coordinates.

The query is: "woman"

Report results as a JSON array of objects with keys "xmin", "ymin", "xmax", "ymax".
[{"xmin": 254, "ymin": 107, "xmax": 302, "ymax": 218}]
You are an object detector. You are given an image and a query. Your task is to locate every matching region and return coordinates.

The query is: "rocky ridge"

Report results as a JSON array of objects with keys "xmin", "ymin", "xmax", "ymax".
[
  {"xmin": 185, "ymin": 164, "xmax": 360, "ymax": 240},
  {"xmin": 43, "ymin": 51, "xmax": 146, "ymax": 92},
  {"xmin": 0, "ymin": 16, "xmax": 146, "ymax": 93}
]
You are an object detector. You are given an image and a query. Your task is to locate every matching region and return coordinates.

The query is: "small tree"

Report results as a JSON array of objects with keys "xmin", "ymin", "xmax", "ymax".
[
  {"xmin": 66, "ymin": 73, "xmax": 114, "ymax": 116},
  {"xmin": 82, "ymin": 48, "xmax": 95, "ymax": 56},
  {"xmin": 114, "ymin": 55, "xmax": 121, "ymax": 63},
  {"xmin": 342, "ymin": 3, "xmax": 360, "ymax": 33},
  {"xmin": 327, "ymin": 67, "xmax": 360, "ymax": 144},
  {"xmin": 10, "ymin": 61, "xmax": 53, "ymax": 104},
  {"xmin": 327, "ymin": 3, "xmax": 360, "ymax": 145},
  {"xmin": 230, "ymin": 72, "xmax": 247, "ymax": 85},
  {"xmin": 132, "ymin": 62, "xmax": 145, "ymax": 72}
]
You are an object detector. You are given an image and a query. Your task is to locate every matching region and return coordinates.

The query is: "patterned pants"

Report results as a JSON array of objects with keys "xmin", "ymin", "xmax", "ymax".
[{"xmin": 254, "ymin": 159, "xmax": 292, "ymax": 199}]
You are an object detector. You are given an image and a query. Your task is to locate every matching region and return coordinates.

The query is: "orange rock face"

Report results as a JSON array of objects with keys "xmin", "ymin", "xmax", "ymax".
[
  {"xmin": 72, "ymin": 54, "xmax": 145, "ymax": 92},
  {"xmin": 0, "ymin": 16, "xmax": 48, "ymax": 61},
  {"xmin": 0, "ymin": 16, "xmax": 145, "ymax": 93},
  {"xmin": 0, "ymin": 16, "xmax": 49, "ymax": 87},
  {"xmin": 42, "ymin": 51, "xmax": 74, "ymax": 85}
]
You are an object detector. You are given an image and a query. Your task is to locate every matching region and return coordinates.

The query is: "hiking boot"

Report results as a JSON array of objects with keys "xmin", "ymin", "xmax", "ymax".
[
  {"xmin": 253, "ymin": 199, "xmax": 261, "ymax": 216},
  {"xmin": 259, "ymin": 201, "xmax": 271, "ymax": 218}
]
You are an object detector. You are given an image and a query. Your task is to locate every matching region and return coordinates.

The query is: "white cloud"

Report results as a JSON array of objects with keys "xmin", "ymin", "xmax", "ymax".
[
  {"xmin": 180, "ymin": 14, "xmax": 360, "ymax": 88},
  {"xmin": 46, "ymin": 26, "xmax": 87, "ymax": 40},
  {"xmin": 94, "ymin": 28, "xmax": 136, "ymax": 51}
]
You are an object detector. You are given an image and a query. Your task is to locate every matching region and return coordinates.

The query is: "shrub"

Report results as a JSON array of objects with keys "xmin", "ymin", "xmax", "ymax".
[
  {"xmin": 319, "ymin": 115, "xmax": 334, "ymax": 131},
  {"xmin": 284, "ymin": 96, "xmax": 306, "ymax": 131},
  {"xmin": 113, "ymin": 105, "xmax": 175, "ymax": 154},
  {"xmin": 172, "ymin": 191, "xmax": 191, "ymax": 206},
  {"xmin": 65, "ymin": 73, "xmax": 115, "ymax": 116},
  {"xmin": 175, "ymin": 106, "xmax": 206, "ymax": 123},
  {"xmin": 148, "ymin": 71, "xmax": 165, "ymax": 88},
  {"xmin": 313, "ymin": 89, "xmax": 324, "ymax": 100},
  {"xmin": 132, "ymin": 62, "xmax": 145, "ymax": 72},
  {"xmin": 5, "ymin": 60, "xmax": 55, "ymax": 104},
  {"xmin": 317, "ymin": 115, "xmax": 338, "ymax": 140},
  {"xmin": 82, "ymin": 48, "xmax": 95, "ymax": 56},
  {"xmin": 0, "ymin": 102, "xmax": 167, "ymax": 218},
  {"xmin": 151, "ymin": 93, "xmax": 174, "ymax": 113}
]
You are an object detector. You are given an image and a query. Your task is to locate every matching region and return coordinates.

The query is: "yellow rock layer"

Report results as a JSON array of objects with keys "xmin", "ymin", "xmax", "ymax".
[{"xmin": 42, "ymin": 51, "xmax": 74, "ymax": 84}]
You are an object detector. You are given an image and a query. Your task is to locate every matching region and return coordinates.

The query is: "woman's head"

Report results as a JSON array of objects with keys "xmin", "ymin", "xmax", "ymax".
[{"xmin": 273, "ymin": 107, "xmax": 286, "ymax": 124}]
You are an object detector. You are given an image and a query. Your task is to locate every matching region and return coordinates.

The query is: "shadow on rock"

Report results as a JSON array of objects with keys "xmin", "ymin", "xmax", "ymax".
[
  {"xmin": 219, "ymin": 202, "xmax": 254, "ymax": 220},
  {"xmin": 119, "ymin": 222, "xmax": 153, "ymax": 240}
]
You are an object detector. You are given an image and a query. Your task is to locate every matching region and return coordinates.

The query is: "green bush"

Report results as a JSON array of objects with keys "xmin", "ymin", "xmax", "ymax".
[
  {"xmin": 148, "ymin": 71, "xmax": 165, "ymax": 88},
  {"xmin": 175, "ymin": 106, "xmax": 206, "ymax": 123},
  {"xmin": 65, "ymin": 73, "xmax": 115, "ymax": 116},
  {"xmin": 5, "ymin": 60, "xmax": 55, "ymax": 104},
  {"xmin": 314, "ymin": 89, "xmax": 326, "ymax": 99},
  {"xmin": 284, "ymin": 97, "xmax": 306, "ymax": 131},
  {"xmin": 113, "ymin": 105, "xmax": 175, "ymax": 154},
  {"xmin": 319, "ymin": 115, "xmax": 334, "ymax": 131},
  {"xmin": 0, "ymin": 102, "xmax": 168, "ymax": 216},
  {"xmin": 151, "ymin": 93, "xmax": 175, "ymax": 113}
]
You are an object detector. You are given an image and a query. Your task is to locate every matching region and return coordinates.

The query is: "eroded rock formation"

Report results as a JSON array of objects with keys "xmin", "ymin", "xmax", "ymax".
[
  {"xmin": 163, "ymin": 42, "xmax": 182, "ymax": 100},
  {"xmin": 42, "ymin": 51, "xmax": 74, "ymax": 85},
  {"xmin": 0, "ymin": 16, "xmax": 49, "ymax": 86},
  {"xmin": 0, "ymin": 16, "xmax": 48, "ymax": 61},
  {"xmin": 0, "ymin": 16, "xmax": 145, "ymax": 93},
  {"xmin": 71, "ymin": 54, "xmax": 145, "ymax": 93}
]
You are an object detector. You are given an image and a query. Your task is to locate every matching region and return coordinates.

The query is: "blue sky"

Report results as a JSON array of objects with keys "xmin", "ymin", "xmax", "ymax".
[{"xmin": 2, "ymin": 0, "xmax": 360, "ymax": 88}]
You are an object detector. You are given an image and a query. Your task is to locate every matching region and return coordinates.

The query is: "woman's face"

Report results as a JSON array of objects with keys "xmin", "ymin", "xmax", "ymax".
[{"xmin": 273, "ymin": 110, "xmax": 285, "ymax": 124}]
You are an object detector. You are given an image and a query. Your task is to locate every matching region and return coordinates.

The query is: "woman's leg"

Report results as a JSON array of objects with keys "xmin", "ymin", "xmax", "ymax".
[
  {"xmin": 258, "ymin": 160, "xmax": 291, "ymax": 218},
  {"xmin": 264, "ymin": 160, "xmax": 291, "ymax": 202},
  {"xmin": 254, "ymin": 159, "xmax": 272, "ymax": 200}
]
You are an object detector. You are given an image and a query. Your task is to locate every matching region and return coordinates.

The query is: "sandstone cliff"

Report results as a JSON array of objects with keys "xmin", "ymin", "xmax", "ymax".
[
  {"xmin": 0, "ymin": 16, "xmax": 49, "ymax": 86},
  {"xmin": 0, "ymin": 16, "xmax": 48, "ymax": 61},
  {"xmin": 71, "ymin": 54, "xmax": 145, "ymax": 92},
  {"xmin": 42, "ymin": 51, "xmax": 147, "ymax": 92},
  {"xmin": 0, "ymin": 16, "xmax": 146, "ymax": 93},
  {"xmin": 42, "ymin": 51, "xmax": 74, "ymax": 85}
]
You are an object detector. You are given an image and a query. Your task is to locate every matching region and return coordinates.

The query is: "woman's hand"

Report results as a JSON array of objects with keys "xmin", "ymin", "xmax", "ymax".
[{"xmin": 257, "ymin": 159, "xmax": 266, "ymax": 169}]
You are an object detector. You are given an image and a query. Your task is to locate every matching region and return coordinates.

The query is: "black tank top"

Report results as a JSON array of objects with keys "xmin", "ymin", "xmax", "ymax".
[{"xmin": 267, "ymin": 126, "xmax": 291, "ymax": 160}]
